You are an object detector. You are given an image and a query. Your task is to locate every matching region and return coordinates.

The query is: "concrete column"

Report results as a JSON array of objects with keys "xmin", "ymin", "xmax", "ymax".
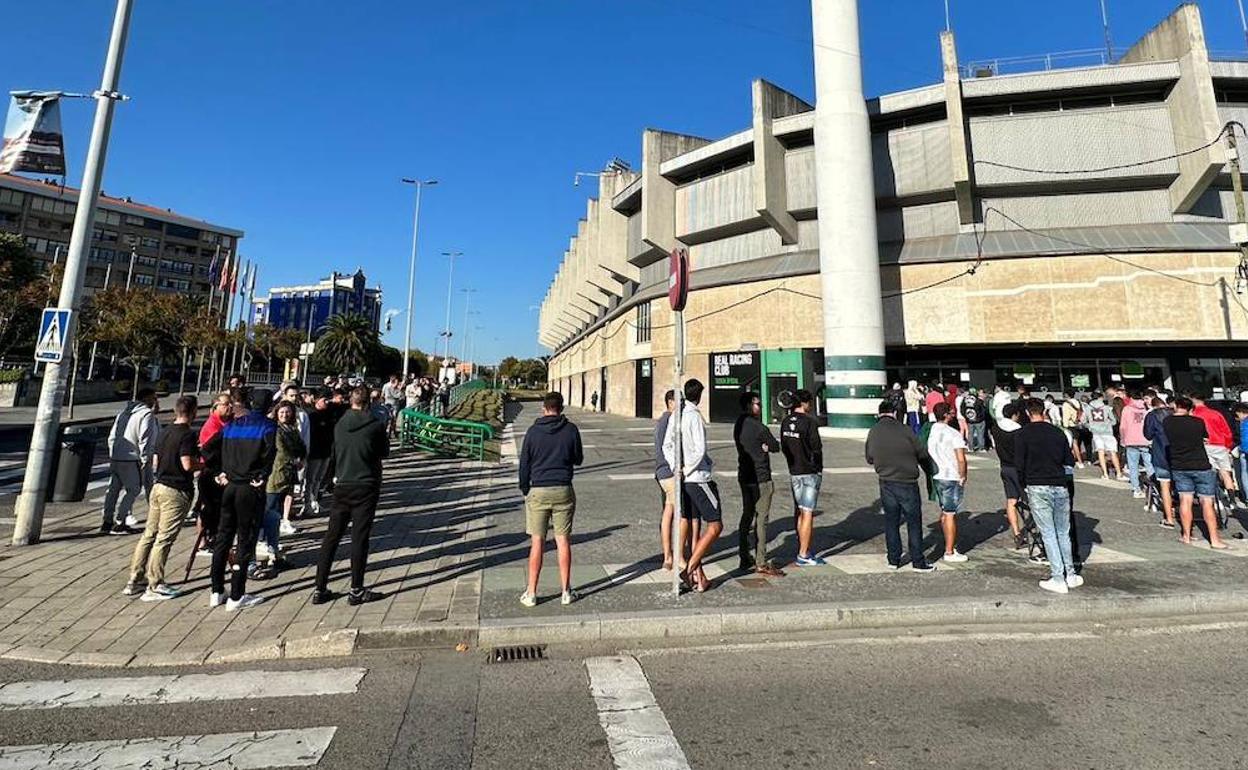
[{"xmin": 813, "ymin": 0, "xmax": 886, "ymax": 435}]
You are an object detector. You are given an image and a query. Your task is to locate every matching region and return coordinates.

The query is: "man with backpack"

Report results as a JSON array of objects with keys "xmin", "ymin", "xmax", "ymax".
[{"xmin": 961, "ymin": 389, "xmax": 988, "ymax": 452}]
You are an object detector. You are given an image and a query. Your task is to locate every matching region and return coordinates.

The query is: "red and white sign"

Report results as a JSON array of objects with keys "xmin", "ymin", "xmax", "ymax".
[{"xmin": 668, "ymin": 247, "xmax": 688, "ymax": 312}]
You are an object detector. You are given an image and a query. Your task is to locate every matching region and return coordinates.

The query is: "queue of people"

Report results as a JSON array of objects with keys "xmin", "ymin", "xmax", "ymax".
[{"xmin": 107, "ymin": 374, "xmax": 391, "ymax": 610}]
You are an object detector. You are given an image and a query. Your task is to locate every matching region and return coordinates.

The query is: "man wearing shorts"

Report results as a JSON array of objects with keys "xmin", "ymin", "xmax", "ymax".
[
  {"xmin": 1084, "ymin": 393, "xmax": 1124, "ymax": 481},
  {"xmin": 928, "ymin": 402, "xmax": 969, "ymax": 562},
  {"xmin": 1192, "ymin": 394, "xmax": 1238, "ymax": 502},
  {"xmin": 1163, "ymin": 398, "xmax": 1226, "ymax": 549},
  {"xmin": 781, "ymin": 389, "xmax": 825, "ymax": 566},
  {"xmin": 990, "ymin": 401, "xmax": 1024, "ymax": 549},
  {"xmin": 654, "ymin": 390, "xmax": 678, "ymax": 571},
  {"xmin": 518, "ymin": 392, "xmax": 584, "ymax": 606},
  {"xmin": 663, "ymin": 379, "xmax": 723, "ymax": 592}
]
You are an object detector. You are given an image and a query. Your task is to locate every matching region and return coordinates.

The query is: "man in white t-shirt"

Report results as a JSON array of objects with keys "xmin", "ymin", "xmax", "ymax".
[{"xmin": 927, "ymin": 402, "xmax": 968, "ymax": 563}]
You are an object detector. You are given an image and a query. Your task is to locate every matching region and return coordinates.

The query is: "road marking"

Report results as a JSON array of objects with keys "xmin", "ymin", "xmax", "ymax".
[
  {"xmin": 586, "ymin": 656, "xmax": 691, "ymax": 770},
  {"xmin": 607, "ymin": 473, "xmax": 658, "ymax": 481},
  {"xmin": 0, "ymin": 727, "xmax": 336, "ymax": 769},
  {"xmin": 631, "ymin": 630, "xmax": 1100, "ymax": 658},
  {"xmin": 0, "ymin": 667, "xmax": 367, "ymax": 711}
]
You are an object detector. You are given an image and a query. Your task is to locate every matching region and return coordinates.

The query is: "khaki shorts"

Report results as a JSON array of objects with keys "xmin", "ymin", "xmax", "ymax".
[
  {"xmin": 658, "ymin": 476, "xmax": 676, "ymax": 507},
  {"xmin": 525, "ymin": 485, "xmax": 576, "ymax": 538}
]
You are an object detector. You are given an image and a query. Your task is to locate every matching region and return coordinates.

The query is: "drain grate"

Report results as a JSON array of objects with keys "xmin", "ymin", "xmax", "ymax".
[{"xmin": 487, "ymin": 644, "xmax": 547, "ymax": 664}]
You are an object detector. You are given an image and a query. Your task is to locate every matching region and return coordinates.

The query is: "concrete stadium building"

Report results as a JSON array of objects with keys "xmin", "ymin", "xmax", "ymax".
[{"xmin": 538, "ymin": 5, "xmax": 1248, "ymax": 425}]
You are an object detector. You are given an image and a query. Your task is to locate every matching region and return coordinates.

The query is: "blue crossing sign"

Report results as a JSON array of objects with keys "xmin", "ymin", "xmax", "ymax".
[{"xmin": 34, "ymin": 308, "xmax": 71, "ymax": 363}]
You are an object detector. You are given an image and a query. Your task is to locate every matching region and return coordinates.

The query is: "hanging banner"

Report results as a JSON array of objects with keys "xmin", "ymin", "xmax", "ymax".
[{"xmin": 0, "ymin": 93, "xmax": 66, "ymax": 175}]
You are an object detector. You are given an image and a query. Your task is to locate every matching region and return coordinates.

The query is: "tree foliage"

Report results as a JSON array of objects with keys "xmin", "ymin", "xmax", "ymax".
[
  {"xmin": 0, "ymin": 234, "xmax": 55, "ymax": 361},
  {"xmin": 80, "ymin": 286, "xmax": 185, "ymax": 394},
  {"xmin": 311, "ymin": 312, "xmax": 378, "ymax": 374}
]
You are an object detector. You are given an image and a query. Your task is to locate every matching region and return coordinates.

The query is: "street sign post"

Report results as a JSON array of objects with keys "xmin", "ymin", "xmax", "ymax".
[
  {"xmin": 34, "ymin": 308, "xmax": 71, "ymax": 363},
  {"xmin": 669, "ymin": 247, "xmax": 688, "ymax": 597}
]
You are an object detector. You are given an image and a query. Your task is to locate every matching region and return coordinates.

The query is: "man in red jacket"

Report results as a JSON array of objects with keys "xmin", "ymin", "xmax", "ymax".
[{"xmin": 1192, "ymin": 394, "xmax": 1237, "ymax": 500}]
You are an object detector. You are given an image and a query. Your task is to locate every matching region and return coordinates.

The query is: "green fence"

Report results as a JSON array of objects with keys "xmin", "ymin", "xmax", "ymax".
[
  {"xmin": 448, "ymin": 378, "xmax": 487, "ymax": 410},
  {"xmin": 399, "ymin": 407, "xmax": 495, "ymax": 461}
]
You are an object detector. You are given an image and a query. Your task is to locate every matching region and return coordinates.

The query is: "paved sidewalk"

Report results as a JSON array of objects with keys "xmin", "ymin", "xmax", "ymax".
[
  {"xmin": 5, "ymin": 401, "xmax": 1248, "ymax": 666},
  {"xmin": 0, "ymin": 449, "xmax": 498, "ymax": 666}
]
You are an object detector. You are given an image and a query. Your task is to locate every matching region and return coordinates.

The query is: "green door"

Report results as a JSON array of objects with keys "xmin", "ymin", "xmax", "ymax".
[{"xmin": 761, "ymin": 349, "xmax": 803, "ymax": 424}]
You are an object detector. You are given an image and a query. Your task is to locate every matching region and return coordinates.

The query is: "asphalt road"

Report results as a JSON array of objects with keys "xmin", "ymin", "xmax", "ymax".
[{"xmin": 2, "ymin": 614, "xmax": 1246, "ymax": 769}]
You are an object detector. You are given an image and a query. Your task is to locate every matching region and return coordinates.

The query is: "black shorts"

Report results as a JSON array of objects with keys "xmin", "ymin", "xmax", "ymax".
[
  {"xmin": 1000, "ymin": 466, "xmax": 1022, "ymax": 501},
  {"xmin": 681, "ymin": 480, "xmax": 723, "ymax": 523}
]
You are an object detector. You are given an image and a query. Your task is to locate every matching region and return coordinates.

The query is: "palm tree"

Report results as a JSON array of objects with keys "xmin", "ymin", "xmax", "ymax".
[{"xmin": 313, "ymin": 313, "xmax": 377, "ymax": 374}]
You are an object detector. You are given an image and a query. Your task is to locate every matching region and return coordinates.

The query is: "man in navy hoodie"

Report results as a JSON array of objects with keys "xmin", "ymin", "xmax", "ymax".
[{"xmin": 518, "ymin": 392, "xmax": 584, "ymax": 607}]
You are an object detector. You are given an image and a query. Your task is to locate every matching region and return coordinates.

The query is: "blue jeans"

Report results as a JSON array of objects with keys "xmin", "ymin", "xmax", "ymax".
[
  {"xmin": 934, "ymin": 479, "xmax": 963, "ymax": 514},
  {"xmin": 1027, "ymin": 485, "xmax": 1075, "ymax": 581},
  {"xmin": 1125, "ymin": 446, "xmax": 1154, "ymax": 493},
  {"xmin": 968, "ymin": 422, "xmax": 987, "ymax": 451},
  {"xmin": 262, "ymin": 492, "xmax": 285, "ymax": 554},
  {"xmin": 880, "ymin": 480, "xmax": 926, "ymax": 567}
]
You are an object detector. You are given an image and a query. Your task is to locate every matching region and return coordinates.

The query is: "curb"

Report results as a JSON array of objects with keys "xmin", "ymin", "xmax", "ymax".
[{"xmin": 7, "ymin": 589, "xmax": 1248, "ymax": 668}]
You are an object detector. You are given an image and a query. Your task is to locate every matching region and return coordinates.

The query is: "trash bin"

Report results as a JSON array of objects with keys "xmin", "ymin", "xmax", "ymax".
[{"xmin": 51, "ymin": 426, "xmax": 100, "ymax": 503}]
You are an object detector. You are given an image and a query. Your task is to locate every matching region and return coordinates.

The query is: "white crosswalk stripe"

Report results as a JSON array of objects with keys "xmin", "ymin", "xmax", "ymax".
[
  {"xmin": 0, "ymin": 727, "xmax": 336, "ymax": 770},
  {"xmin": 0, "ymin": 667, "xmax": 366, "ymax": 711},
  {"xmin": 586, "ymin": 655, "xmax": 691, "ymax": 770},
  {"xmin": 0, "ymin": 667, "xmax": 366, "ymax": 769}
]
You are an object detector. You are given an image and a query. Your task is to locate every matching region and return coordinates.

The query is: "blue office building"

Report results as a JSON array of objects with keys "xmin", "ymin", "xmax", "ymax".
[{"xmin": 252, "ymin": 269, "xmax": 382, "ymax": 339}]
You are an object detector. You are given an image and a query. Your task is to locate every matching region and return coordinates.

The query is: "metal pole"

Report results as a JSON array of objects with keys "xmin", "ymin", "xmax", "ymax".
[
  {"xmin": 671, "ymin": 311, "xmax": 684, "ymax": 597},
  {"xmin": 943, "ymin": 0, "xmax": 951, "ymax": 31},
  {"xmin": 401, "ymin": 180, "xmax": 434, "ymax": 381},
  {"xmin": 1099, "ymin": 0, "xmax": 1114, "ymax": 62},
  {"xmin": 1227, "ymin": 129, "xmax": 1248, "ymax": 287},
  {"xmin": 1240, "ymin": 0, "xmax": 1248, "ymax": 57},
  {"xmin": 86, "ymin": 261, "xmax": 111, "ymax": 382},
  {"xmin": 125, "ymin": 247, "xmax": 136, "ymax": 290},
  {"xmin": 13, "ymin": 0, "xmax": 134, "ymax": 546},
  {"xmin": 460, "ymin": 289, "xmax": 475, "ymax": 361},
  {"xmin": 442, "ymin": 252, "xmax": 461, "ymax": 363},
  {"xmin": 301, "ymin": 291, "xmax": 315, "ymax": 387}
]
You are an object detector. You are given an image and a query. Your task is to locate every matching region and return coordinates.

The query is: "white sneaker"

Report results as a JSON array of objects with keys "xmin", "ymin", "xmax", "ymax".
[
  {"xmin": 225, "ymin": 594, "xmax": 266, "ymax": 611},
  {"xmin": 208, "ymin": 591, "xmax": 224, "ymax": 608},
  {"xmin": 561, "ymin": 589, "xmax": 579, "ymax": 605},
  {"xmin": 255, "ymin": 542, "xmax": 273, "ymax": 560},
  {"xmin": 1076, "ymin": 462, "xmax": 1086, "ymax": 469},
  {"xmin": 124, "ymin": 514, "xmax": 139, "ymax": 528},
  {"xmin": 942, "ymin": 550, "xmax": 969, "ymax": 563},
  {"xmin": 279, "ymin": 520, "xmax": 297, "ymax": 536},
  {"xmin": 1132, "ymin": 490, "xmax": 1145, "ymax": 499},
  {"xmin": 1039, "ymin": 578, "xmax": 1069, "ymax": 594},
  {"xmin": 196, "ymin": 548, "xmax": 213, "ymax": 558},
  {"xmin": 519, "ymin": 591, "xmax": 537, "ymax": 608},
  {"xmin": 1066, "ymin": 574, "xmax": 1085, "ymax": 589},
  {"xmin": 1116, "ymin": 474, "xmax": 1128, "ymax": 482}
]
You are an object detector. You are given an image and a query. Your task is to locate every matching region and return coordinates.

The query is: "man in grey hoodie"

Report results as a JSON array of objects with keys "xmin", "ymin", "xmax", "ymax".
[{"xmin": 101, "ymin": 388, "xmax": 160, "ymax": 535}]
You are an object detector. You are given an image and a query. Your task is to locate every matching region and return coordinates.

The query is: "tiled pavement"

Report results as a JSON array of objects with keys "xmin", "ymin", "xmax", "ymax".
[{"xmin": 0, "ymin": 450, "xmax": 499, "ymax": 665}]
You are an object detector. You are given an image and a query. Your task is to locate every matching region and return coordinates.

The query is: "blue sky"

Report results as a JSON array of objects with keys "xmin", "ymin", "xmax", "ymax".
[{"xmin": 5, "ymin": 1, "xmax": 1247, "ymax": 364}]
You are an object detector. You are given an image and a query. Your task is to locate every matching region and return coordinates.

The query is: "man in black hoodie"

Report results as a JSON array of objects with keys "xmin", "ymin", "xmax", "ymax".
[
  {"xmin": 734, "ymin": 391, "xmax": 783, "ymax": 576},
  {"xmin": 517, "ymin": 392, "xmax": 584, "ymax": 607},
  {"xmin": 312, "ymin": 386, "xmax": 390, "ymax": 606}
]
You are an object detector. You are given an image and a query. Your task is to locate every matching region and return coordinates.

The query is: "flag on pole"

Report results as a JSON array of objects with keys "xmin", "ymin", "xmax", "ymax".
[
  {"xmin": 0, "ymin": 93, "xmax": 66, "ymax": 175},
  {"xmin": 217, "ymin": 251, "xmax": 232, "ymax": 293},
  {"xmin": 229, "ymin": 255, "xmax": 240, "ymax": 295},
  {"xmin": 207, "ymin": 245, "xmax": 221, "ymax": 285}
]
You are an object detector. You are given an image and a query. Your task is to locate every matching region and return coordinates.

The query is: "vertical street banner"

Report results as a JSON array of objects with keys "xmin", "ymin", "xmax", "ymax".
[{"xmin": 0, "ymin": 93, "xmax": 67, "ymax": 175}]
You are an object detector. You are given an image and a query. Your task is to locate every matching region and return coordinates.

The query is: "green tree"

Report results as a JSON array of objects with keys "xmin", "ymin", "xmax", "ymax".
[
  {"xmin": 312, "ymin": 312, "xmax": 377, "ymax": 374},
  {"xmin": 0, "ymin": 234, "xmax": 43, "ymax": 361},
  {"xmin": 250, "ymin": 323, "xmax": 304, "ymax": 381},
  {"xmin": 82, "ymin": 286, "xmax": 184, "ymax": 397}
]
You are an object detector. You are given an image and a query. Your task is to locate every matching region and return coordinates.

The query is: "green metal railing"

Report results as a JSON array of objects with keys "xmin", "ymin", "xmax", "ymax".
[
  {"xmin": 399, "ymin": 407, "xmax": 495, "ymax": 461},
  {"xmin": 448, "ymin": 378, "xmax": 487, "ymax": 410}
]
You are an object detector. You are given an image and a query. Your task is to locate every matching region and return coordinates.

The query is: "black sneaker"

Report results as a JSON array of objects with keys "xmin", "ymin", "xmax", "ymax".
[
  {"xmin": 108, "ymin": 524, "xmax": 137, "ymax": 536},
  {"xmin": 347, "ymin": 589, "xmax": 384, "ymax": 606},
  {"xmin": 887, "ymin": 562, "xmax": 902, "ymax": 570},
  {"xmin": 912, "ymin": 563, "xmax": 937, "ymax": 573},
  {"xmin": 310, "ymin": 588, "xmax": 340, "ymax": 605}
]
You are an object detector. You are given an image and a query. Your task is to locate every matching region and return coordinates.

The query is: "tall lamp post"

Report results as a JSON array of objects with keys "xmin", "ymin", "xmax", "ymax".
[
  {"xmin": 13, "ymin": 0, "xmax": 134, "ymax": 546},
  {"xmin": 440, "ymin": 251, "xmax": 464, "ymax": 363},
  {"xmin": 400, "ymin": 178, "xmax": 437, "ymax": 381},
  {"xmin": 459, "ymin": 288, "xmax": 477, "ymax": 361}
]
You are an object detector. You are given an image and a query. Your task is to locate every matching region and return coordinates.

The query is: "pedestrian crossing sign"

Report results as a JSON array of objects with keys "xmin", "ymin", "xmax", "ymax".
[{"xmin": 34, "ymin": 307, "xmax": 71, "ymax": 363}]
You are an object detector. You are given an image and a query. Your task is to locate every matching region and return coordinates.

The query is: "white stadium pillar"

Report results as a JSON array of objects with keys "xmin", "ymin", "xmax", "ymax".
[{"xmin": 813, "ymin": 0, "xmax": 886, "ymax": 435}]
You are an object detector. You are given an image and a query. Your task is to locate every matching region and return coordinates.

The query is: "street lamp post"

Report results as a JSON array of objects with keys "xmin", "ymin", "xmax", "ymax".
[
  {"xmin": 459, "ymin": 288, "xmax": 477, "ymax": 361},
  {"xmin": 440, "ymin": 251, "xmax": 463, "ymax": 363},
  {"xmin": 400, "ymin": 178, "xmax": 437, "ymax": 381},
  {"xmin": 13, "ymin": 0, "xmax": 135, "ymax": 546}
]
